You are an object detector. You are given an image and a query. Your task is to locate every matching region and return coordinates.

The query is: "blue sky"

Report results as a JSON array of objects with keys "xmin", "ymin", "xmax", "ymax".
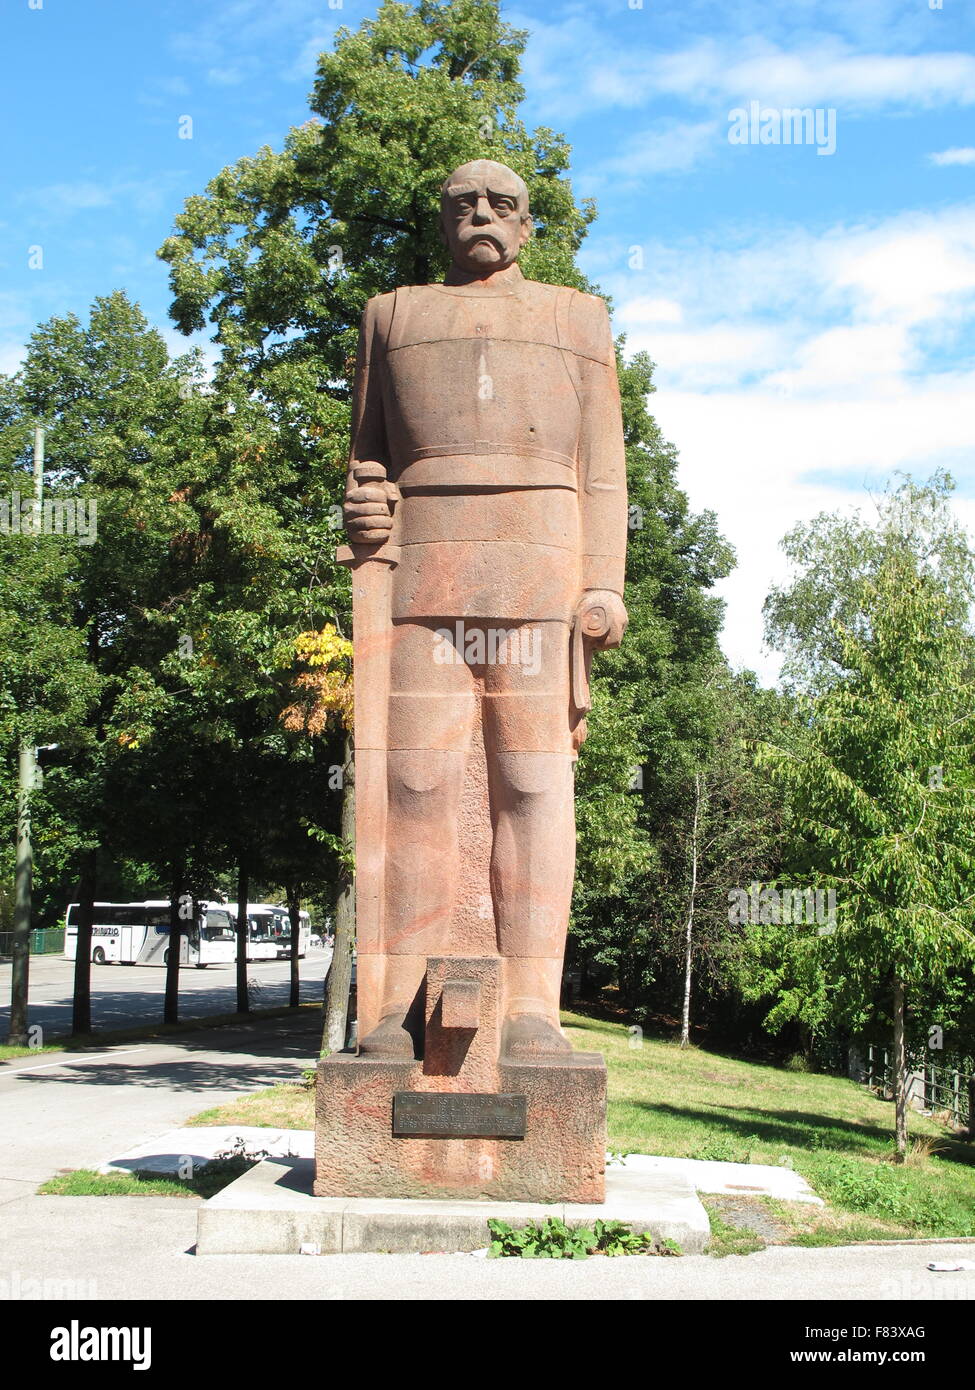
[{"xmin": 3, "ymin": 0, "xmax": 975, "ymax": 677}]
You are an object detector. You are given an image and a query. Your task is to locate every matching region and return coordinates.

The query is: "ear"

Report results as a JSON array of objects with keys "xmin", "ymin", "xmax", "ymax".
[
  {"xmin": 519, "ymin": 215, "xmax": 534, "ymax": 248},
  {"xmin": 437, "ymin": 212, "xmax": 448, "ymax": 248}
]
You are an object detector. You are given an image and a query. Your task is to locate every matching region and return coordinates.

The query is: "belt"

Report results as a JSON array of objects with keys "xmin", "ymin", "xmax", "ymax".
[{"xmin": 397, "ymin": 445, "xmax": 578, "ymax": 492}]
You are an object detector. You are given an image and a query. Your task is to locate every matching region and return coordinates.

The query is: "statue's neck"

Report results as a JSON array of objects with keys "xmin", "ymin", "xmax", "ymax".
[{"xmin": 443, "ymin": 262, "xmax": 525, "ymax": 291}]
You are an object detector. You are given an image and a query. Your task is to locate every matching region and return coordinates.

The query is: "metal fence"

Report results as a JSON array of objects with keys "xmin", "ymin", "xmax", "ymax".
[
  {"xmin": 866, "ymin": 1043, "xmax": 974, "ymax": 1127},
  {"xmin": 0, "ymin": 927, "xmax": 65, "ymax": 958}
]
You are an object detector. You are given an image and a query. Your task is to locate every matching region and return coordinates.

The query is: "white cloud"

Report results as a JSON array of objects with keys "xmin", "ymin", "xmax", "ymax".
[
  {"xmin": 0, "ymin": 343, "xmax": 25, "ymax": 377},
  {"xmin": 606, "ymin": 202, "xmax": 975, "ymax": 680},
  {"xmin": 23, "ymin": 182, "xmax": 115, "ymax": 212},
  {"xmin": 652, "ymin": 377, "xmax": 975, "ymax": 681},
  {"xmin": 17, "ymin": 175, "xmax": 184, "ymax": 222},
  {"xmin": 617, "ymin": 297, "xmax": 684, "ymax": 325},
  {"xmin": 767, "ymin": 323, "xmax": 914, "ymax": 396},
  {"xmin": 207, "ymin": 66, "xmax": 246, "ymax": 86},
  {"xmin": 930, "ymin": 147, "xmax": 975, "ymax": 166},
  {"xmin": 170, "ymin": 0, "xmax": 341, "ymax": 81},
  {"xmin": 519, "ymin": 20, "xmax": 975, "ymax": 121},
  {"xmin": 587, "ymin": 120, "xmax": 721, "ymax": 181},
  {"xmin": 639, "ymin": 324, "xmax": 790, "ymax": 390}
]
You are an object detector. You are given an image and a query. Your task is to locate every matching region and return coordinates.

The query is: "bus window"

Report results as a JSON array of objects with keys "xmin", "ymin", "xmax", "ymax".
[{"xmin": 204, "ymin": 911, "xmax": 234, "ymax": 941}]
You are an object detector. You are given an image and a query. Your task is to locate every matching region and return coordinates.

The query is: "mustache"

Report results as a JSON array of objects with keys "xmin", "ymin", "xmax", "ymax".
[{"xmin": 459, "ymin": 230, "xmax": 505, "ymax": 249}]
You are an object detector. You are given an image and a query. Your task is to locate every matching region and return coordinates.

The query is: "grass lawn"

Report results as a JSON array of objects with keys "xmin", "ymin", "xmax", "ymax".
[
  {"xmin": 38, "ymin": 1154, "xmax": 260, "ymax": 1200},
  {"xmin": 0, "ymin": 1042, "xmax": 61, "ymax": 1063},
  {"xmin": 187, "ymin": 1009, "xmax": 975, "ymax": 1247}
]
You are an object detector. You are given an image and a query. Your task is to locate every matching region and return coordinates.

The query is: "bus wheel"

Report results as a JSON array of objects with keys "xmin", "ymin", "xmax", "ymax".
[
  {"xmin": 92, "ymin": 947, "xmax": 106, "ymax": 965},
  {"xmin": 195, "ymin": 963, "xmax": 208, "ymax": 970}
]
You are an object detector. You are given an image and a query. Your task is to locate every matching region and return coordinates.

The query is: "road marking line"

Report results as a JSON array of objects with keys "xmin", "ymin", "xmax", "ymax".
[{"xmin": 5, "ymin": 1047, "xmax": 149, "ymax": 1075}]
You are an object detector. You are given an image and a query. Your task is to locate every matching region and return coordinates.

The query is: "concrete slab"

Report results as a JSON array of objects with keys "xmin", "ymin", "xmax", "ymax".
[
  {"xmin": 619, "ymin": 1153, "xmax": 824, "ymax": 1205},
  {"xmin": 0, "ymin": 1176, "xmax": 36, "ymax": 1207},
  {"xmin": 196, "ymin": 1155, "xmax": 711, "ymax": 1255}
]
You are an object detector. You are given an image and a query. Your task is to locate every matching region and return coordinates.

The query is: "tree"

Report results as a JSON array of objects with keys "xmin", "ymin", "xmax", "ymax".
[
  {"xmin": 670, "ymin": 669, "xmax": 786, "ymax": 1047},
  {"xmin": 281, "ymin": 626, "xmax": 355, "ymax": 1050},
  {"xmin": 765, "ymin": 470, "xmax": 974, "ymax": 695},
  {"xmin": 0, "ymin": 371, "xmax": 102, "ymax": 1041},
  {"xmin": 755, "ymin": 477, "xmax": 975, "ymax": 1155}
]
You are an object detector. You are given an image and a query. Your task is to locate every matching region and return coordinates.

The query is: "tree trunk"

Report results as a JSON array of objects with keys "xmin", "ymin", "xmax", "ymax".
[
  {"xmin": 323, "ymin": 736, "xmax": 355, "ymax": 1054},
  {"xmin": 680, "ymin": 773, "xmax": 702, "ymax": 1048},
  {"xmin": 893, "ymin": 977, "xmax": 908, "ymax": 1160},
  {"xmin": 287, "ymin": 887, "xmax": 301, "ymax": 1010},
  {"xmin": 235, "ymin": 862, "xmax": 250, "ymax": 1015},
  {"xmin": 71, "ymin": 849, "xmax": 96, "ymax": 1036},
  {"xmin": 163, "ymin": 864, "xmax": 184, "ymax": 1025}
]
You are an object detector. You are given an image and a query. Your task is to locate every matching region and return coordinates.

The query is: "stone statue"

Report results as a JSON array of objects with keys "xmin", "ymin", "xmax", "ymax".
[
  {"xmin": 342, "ymin": 157, "xmax": 628, "ymax": 1061},
  {"xmin": 317, "ymin": 160, "xmax": 627, "ymax": 1202}
]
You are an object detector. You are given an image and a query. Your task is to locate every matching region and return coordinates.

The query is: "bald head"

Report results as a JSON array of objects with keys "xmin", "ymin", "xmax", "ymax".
[
  {"xmin": 440, "ymin": 160, "xmax": 530, "ymax": 216},
  {"xmin": 439, "ymin": 159, "xmax": 533, "ymax": 278}
]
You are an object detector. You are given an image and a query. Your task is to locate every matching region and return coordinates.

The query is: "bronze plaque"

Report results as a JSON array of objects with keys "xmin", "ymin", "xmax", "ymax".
[{"xmin": 393, "ymin": 1092, "xmax": 526, "ymax": 1139}]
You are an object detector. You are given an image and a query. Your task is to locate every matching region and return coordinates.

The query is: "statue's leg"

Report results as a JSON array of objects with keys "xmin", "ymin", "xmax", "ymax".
[
  {"xmin": 358, "ymin": 620, "xmax": 476, "ymax": 1057},
  {"xmin": 483, "ymin": 620, "xmax": 575, "ymax": 1058}
]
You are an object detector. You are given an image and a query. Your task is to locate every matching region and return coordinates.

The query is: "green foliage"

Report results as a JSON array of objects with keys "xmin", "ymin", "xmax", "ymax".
[
  {"xmin": 785, "ymin": 1052, "xmax": 811, "ymax": 1073},
  {"xmin": 702, "ymin": 1206, "xmax": 767, "ymax": 1258},
  {"xmin": 487, "ymin": 1216, "xmax": 593, "ymax": 1259},
  {"xmin": 691, "ymin": 1135, "xmax": 756, "ymax": 1164},
  {"xmin": 486, "ymin": 1215, "xmax": 674, "ymax": 1258},
  {"xmin": 741, "ymin": 476, "xmax": 975, "ymax": 1068},
  {"xmin": 812, "ymin": 1155, "xmax": 960, "ymax": 1232}
]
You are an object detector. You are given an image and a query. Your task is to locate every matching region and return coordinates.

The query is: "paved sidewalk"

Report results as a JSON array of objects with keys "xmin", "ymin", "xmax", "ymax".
[
  {"xmin": 1, "ymin": 1195, "xmax": 973, "ymax": 1300},
  {"xmin": 0, "ymin": 1017, "xmax": 320, "ymax": 1203}
]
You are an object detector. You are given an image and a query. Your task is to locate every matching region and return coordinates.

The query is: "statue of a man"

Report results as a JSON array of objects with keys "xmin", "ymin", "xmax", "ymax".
[{"xmin": 343, "ymin": 159, "xmax": 628, "ymax": 1062}]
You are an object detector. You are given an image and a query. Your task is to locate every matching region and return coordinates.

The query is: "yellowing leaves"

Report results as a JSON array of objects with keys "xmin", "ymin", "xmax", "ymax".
[
  {"xmin": 281, "ymin": 624, "xmax": 353, "ymax": 735},
  {"xmin": 294, "ymin": 626, "xmax": 352, "ymax": 667}
]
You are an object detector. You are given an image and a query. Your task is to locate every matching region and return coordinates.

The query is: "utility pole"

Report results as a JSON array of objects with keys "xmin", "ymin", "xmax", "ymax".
[{"xmin": 7, "ymin": 426, "xmax": 44, "ymax": 1046}]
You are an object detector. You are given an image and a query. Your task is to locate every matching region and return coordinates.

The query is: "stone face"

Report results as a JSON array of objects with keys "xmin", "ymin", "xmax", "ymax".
[{"xmin": 319, "ymin": 159, "xmax": 629, "ymax": 1204}]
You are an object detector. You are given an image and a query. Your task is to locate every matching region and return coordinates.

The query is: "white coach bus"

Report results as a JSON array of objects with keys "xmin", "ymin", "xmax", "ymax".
[
  {"xmin": 225, "ymin": 903, "xmax": 312, "ymax": 960},
  {"xmin": 64, "ymin": 900, "xmax": 237, "ymax": 968}
]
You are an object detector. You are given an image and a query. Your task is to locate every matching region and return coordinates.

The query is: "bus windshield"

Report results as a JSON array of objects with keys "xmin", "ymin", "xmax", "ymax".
[{"xmin": 204, "ymin": 910, "xmax": 235, "ymax": 941}]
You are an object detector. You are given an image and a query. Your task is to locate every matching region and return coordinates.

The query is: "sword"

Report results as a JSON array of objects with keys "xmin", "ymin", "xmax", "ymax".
[{"xmin": 336, "ymin": 463, "xmax": 400, "ymax": 984}]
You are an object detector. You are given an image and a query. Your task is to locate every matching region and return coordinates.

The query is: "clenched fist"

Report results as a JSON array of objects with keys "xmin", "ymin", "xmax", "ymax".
[
  {"xmin": 574, "ymin": 590, "xmax": 628, "ymax": 649},
  {"xmin": 343, "ymin": 465, "xmax": 400, "ymax": 545}
]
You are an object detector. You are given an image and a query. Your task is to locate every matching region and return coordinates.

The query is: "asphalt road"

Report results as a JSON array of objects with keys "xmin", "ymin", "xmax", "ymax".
[
  {"xmin": 0, "ymin": 1015, "xmax": 323, "ymax": 1199},
  {"xmin": 0, "ymin": 948, "xmax": 332, "ymax": 1040}
]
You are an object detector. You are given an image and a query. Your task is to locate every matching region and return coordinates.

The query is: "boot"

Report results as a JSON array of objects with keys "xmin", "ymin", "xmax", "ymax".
[
  {"xmin": 357, "ymin": 1011, "xmax": 415, "ymax": 1059},
  {"xmin": 501, "ymin": 1013, "xmax": 572, "ymax": 1061}
]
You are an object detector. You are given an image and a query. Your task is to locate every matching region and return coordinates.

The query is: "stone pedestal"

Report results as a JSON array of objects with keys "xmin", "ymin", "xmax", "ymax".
[{"xmin": 315, "ymin": 955, "xmax": 606, "ymax": 1203}]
